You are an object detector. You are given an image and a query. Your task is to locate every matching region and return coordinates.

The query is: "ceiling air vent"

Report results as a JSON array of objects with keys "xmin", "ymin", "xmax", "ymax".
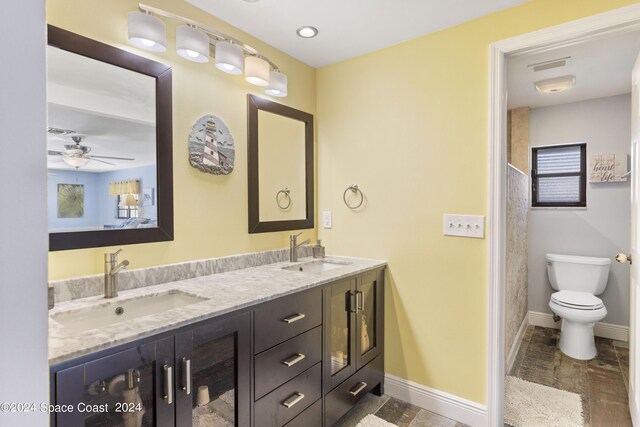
[{"xmin": 528, "ymin": 56, "xmax": 571, "ymax": 72}]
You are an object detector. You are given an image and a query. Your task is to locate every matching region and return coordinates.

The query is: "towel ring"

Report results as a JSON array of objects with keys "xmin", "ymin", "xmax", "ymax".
[
  {"xmin": 343, "ymin": 184, "xmax": 364, "ymax": 209},
  {"xmin": 276, "ymin": 188, "xmax": 291, "ymax": 209}
]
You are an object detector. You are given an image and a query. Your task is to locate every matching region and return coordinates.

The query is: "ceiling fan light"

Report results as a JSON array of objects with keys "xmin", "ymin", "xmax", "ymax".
[
  {"xmin": 63, "ymin": 156, "xmax": 90, "ymax": 168},
  {"xmin": 176, "ymin": 25, "xmax": 210, "ymax": 63},
  {"xmin": 128, "ymin": 12, "xmax": 167, "ymax": 52},
  {"xmin": 264, "ymin": 71, "xmax": 288, "ymax": 97},
  {"xmin": 245, "ymin": 56, "xmax": 270, "ymax": 86},
  {"xmin": 215, "ymin": 41, "xmax": 244, "ymax": 75}
]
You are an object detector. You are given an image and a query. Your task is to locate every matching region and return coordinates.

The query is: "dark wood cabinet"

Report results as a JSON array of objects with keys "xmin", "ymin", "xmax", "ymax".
[{"xmin": 51, "ymin": 267, "xmax": 384, "ymax": 427}]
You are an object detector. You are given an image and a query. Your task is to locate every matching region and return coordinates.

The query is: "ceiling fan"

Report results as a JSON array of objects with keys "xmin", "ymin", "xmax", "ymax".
[{"xmin": 47, "ymin": 132, "xmax": 135, "ymax": 169}]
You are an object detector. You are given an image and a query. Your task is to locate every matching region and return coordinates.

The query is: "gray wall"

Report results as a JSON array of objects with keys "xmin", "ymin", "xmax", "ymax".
[
  {"xmin": 528, "ymin": 94, "xmax": 630, "ymax": 326},
  {"xmin": 506, "ymin": 165, "xmax": 529, "ymax": 360},
  {"xmin": 0, "ymin": 1, "xmax": 49, "ymax": 425}
]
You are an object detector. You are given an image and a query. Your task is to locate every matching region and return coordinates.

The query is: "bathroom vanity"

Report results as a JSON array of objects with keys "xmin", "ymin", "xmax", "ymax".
[{"xmin": 48, "ymin": 255, "xmax": 385, "ymax": 427}]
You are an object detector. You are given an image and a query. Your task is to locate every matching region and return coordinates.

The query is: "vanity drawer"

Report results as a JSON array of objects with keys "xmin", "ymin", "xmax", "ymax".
[
  {"xmin": 324, "ymin": 356, "xmax": 384, "ymax": 427},
  {"xmin": 255, "ymin": 326, "xmax": 322, "ymax": 399},
  {"xmin": 284, "ymin": 399, "xmax": 322, "ymax": 427},
  {"xmin": 254, "ymin": 287, "xmax": 322, "ymax": 353},
  {"xmin": 255, "ymin": 363, "xmax": 322, "ymax": 427}
]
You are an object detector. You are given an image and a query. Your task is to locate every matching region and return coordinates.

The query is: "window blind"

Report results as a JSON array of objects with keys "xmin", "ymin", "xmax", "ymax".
[{"xmin": 532, "ymin": 144, "xmax": 586, "ymax": 207}]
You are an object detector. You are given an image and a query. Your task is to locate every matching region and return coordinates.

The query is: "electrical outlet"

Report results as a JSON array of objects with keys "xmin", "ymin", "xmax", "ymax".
[
  {"xmin": 443, "ymin": 214, "xmax": 485, "ymax": 238},
  {"xmin": 323, "ymin": 211, "xmax": 333, "ymax": 229}
]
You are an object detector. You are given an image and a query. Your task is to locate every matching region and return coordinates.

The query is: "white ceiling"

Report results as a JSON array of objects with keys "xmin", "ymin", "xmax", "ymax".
[
  {"xmin": 46, "ymin": 46, "xmax": 156, "ymax": 173},
  {"xmin": 507, "ymin": 30, "xmax": 640, "ymax": 109},
  {"xmin": 186, "ymin": 0, "xmax": 528, "ymax": 68}
]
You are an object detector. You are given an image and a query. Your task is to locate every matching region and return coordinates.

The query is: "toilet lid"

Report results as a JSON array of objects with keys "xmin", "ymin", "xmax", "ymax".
[{"xmin": 551, "ymin": 291, "xmax": 604, "ymax": 310}]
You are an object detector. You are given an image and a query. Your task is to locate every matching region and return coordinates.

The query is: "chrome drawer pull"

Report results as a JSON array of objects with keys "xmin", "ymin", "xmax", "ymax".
[
  {"xmin": 282, "ymin": 392, "xmax": 305, "ymax": 408},
  {"xmin": 349, "ymin": 381, "xmax": 367, "ymax": 397},
  {"xmin": 356, "ymin": 290, "xmax": 364, "ymax": 312},
  {"xmin": 163, "ymin": 365, "xmax": 173, "ymax": 404},
  {"xmin": 282, "ymin": 353, "xmax": 306, "ymax": 367},
  {"xmin": 181, "ymin": 357, "xmax": 191, "ymax": 395},
  {"xmin": 282, "ymin": 313, "xmax": 306, "ymax": 324}
]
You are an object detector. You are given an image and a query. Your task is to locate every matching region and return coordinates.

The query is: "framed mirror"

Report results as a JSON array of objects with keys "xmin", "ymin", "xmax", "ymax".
[
  {"xmin": 247, "ymin": 95, "xmax": 314, "ymax": 233},
  {"xmin": 47, "ymin": 26, "xmax": 173, "ymax": 251}
]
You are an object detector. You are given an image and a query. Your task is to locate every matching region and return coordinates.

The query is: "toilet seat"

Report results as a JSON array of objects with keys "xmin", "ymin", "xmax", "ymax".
[{"xmin": 551, "ymin": 291, "xmax": 603, "ymax": 310}]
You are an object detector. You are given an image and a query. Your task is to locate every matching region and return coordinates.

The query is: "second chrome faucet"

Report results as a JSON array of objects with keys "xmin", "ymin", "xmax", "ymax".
[
  {"xmin": 289, "ymin": 233, "xmax": 310, "ymax": 262},
  {"xmin": 104, "ymin": 248, "xmax": 130, "ymax": 298}
]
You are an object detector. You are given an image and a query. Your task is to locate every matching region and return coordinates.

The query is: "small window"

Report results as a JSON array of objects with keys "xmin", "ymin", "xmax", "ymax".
[
  {"xmin": 531, "ymin": 143, "xmax": 586, "ymax": 207},
  {"xmin": 116, "ymin": 195, "xmax": 140, "ymax": 219}
]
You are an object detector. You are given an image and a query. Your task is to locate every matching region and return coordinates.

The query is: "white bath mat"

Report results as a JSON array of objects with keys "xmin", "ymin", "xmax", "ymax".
[
  {"xmin": 505, "ymin": 376, "xmax": 584, "ymax": 427},
  {"xmin": 355, "ymin": 414, "xmax": 397, "ymax": 427}
]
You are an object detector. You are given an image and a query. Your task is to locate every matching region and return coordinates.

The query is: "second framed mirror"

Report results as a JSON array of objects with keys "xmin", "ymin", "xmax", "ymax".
[{"xmin": 247, "ymin": 95, "xmax": 314, "ymax": 233}]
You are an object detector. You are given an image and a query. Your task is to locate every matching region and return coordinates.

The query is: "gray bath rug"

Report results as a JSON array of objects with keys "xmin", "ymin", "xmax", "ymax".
[
  {"xmin": 505, "ymin": 376, "xmax": 584, "ymax": 427},
  {"xmin": 355, "ymin": 414, "xmax": 397, "ymax": 427}
]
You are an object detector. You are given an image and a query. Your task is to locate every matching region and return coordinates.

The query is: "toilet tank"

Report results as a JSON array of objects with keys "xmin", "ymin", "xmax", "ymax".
[{"xmin": 546, "ymin": 253, "xmax": 611, "ymax": 295}]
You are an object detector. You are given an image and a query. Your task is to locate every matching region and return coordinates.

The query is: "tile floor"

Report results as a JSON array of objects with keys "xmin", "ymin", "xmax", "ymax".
[
  {"xmin": 335, "ymin": 393, "xmax": 468, "ymax": 427},
  {"xmin": 509, "ymin": 325, "xmax": 630, "ymax": 427}
]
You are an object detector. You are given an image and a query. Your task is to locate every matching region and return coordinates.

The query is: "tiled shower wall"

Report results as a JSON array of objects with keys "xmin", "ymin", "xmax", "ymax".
[{"xmin": 505, "ymin": 164, "xmax": 529, "ymax": 366}]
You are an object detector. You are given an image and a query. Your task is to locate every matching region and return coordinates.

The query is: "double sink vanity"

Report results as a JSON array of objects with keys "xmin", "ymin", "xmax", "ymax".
[{"xmin": 48, "ymin": 250, "xmax": 386, "ymax": 427}]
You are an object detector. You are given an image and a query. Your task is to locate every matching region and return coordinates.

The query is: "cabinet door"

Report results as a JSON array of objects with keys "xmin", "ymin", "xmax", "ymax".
[
  {"xmin": 324, "ymin": 277, "xmax": 357, "ymax": 392},
  {"xmin": 175, "ymin": 312, "xmax": 251, "ymax": 427},
  {"xmin": 356, "ymin": 269, "xmax": 383, "ymax": 369},
  {"xmin": 55, "ymin": 337, "xmax": 175, "ymax": 427}
]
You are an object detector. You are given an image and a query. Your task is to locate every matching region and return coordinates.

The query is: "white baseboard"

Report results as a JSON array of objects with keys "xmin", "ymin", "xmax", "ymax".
[
  {"xmin": 528, "ymin": 311, "xmax": 629, "ymax": 342},
  {"xmin": 384, "ymin": 374, "xmax": 487, "ymax": 427},
  {"xmin": 506, "ymin": 314, "xmax": 529, "ymax": 373}
]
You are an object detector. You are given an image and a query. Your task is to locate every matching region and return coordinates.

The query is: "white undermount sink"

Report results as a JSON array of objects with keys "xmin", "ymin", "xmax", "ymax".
[
  {"xmin": 51, "ymin": 291, "xmax": 208, "ymax": 334},
  {"xmin": 282, "ymin": 259, "xmax": 352, "ymax": 274}
]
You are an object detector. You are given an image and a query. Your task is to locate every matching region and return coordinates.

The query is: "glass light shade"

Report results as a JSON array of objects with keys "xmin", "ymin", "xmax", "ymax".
[
  {"xmin": 215, "ymin": 41, "xmax": 243, "ymax": 75},
  {"xmin": 264, "ymin": 71, "xmax": 288, "ymax": 97},
  {"xmin": 63, "ymin": 156, "xmax": 90, "ymax": 168},
  {"xmin": 244, "ymin": 56, "xmax": 270, "ymax": 86},
  {"xmin": 176, "ymin": 25, "xmax": 209, "ymax": 63},
  {"xmin": 128, "ymin": 12, "xmax": 167, "ymax": 52}
]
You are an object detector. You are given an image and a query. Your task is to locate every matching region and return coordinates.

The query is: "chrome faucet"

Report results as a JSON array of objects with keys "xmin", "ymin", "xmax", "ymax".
[
  {"xmin": 289, "ymin": 232, "xmax": 310, "ymax": 262},
  {"xmin": 104, "ymin": 248, "xmax": 129, "ymax": 298}
]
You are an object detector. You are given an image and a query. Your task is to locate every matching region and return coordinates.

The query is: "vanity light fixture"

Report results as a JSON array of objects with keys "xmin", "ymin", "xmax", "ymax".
[
  {"xmin": 296, "ymin": 26, "xmax": 318, "ymax": 38},
  {"xmin": 128, "ymin": 4, "xmax": 288, "ymax": 96},
  {"xmin": 176, "ymin": 25, "xmax": 209, "ymax": 63},
  {"xmin": 265, "ymin": 71, "xmax": 288, "ymax": 97},
  {"xmin": 127, "ymin": 11, "xmax": 167, "ymax": 52},
  {"xmin": 215, "ymin": 41, "xmax": 243, "ymax": 75}
]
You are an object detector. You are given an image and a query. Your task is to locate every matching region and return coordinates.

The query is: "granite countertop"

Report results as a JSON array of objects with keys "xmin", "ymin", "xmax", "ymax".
[{"xmin": 49, "ymin": 256, "xmax": 386, "ymax": 365}]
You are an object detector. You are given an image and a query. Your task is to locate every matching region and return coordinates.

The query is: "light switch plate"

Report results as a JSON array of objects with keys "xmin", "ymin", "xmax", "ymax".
[
  {"xmin": 323, "ymin": 211, "xmax": 333, "ymax": 229},
  {"xmin": 443, "ymin": 214, "xmax": 485, "ymax": 238}
]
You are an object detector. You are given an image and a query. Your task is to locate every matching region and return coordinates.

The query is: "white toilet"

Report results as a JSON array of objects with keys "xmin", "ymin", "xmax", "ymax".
[{"xmin": 546, "ymin": 253, "xmax": 611, "ymax": 360}]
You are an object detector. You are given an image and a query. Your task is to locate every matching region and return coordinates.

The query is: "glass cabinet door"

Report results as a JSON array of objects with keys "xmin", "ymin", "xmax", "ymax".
[
  {"xmin": 356, "ymin": 270, "xmax": 382, "ymax": 369},
  {"xmin": 55, "ymin": 338, "xmax": 174, "ymax": 427},
  {"xmin": 324, "ymin": 277, "xmax": 356, "ymax": 391},
  {"xmin": 175, "ymin": 312, "xmax": 250, "ymax": 427}
]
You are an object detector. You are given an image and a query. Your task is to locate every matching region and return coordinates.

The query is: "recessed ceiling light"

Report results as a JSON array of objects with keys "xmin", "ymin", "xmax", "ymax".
[
  {"xmin": 535, "ymin": 75, "xmax": 576, "ymax": 94},
  {"xmin": 296, "ymin": 26, "xmax": 318, "ymax": 38}
]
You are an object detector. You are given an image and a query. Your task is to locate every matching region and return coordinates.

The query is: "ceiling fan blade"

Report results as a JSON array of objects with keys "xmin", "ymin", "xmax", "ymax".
[
  {"xmin": 89, "ymin": 158, "xmax": 116, "ymax": 166},
  {"xmin": 86, "ymin": 155, "xmax": 135, "ymax": 161},
  {"xmin": 48, "ymin": 150, "xmax": 64, "ymax": 156}
]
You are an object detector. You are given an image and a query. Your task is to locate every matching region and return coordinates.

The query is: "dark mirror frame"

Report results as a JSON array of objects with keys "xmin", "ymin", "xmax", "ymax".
[
  {"xmin": 247, "ymin": 95, "xmax": 314, "ymax": 233},
  {"xmin": 48, "ymin": 25, "xmax": 174, "ymax": 251}
]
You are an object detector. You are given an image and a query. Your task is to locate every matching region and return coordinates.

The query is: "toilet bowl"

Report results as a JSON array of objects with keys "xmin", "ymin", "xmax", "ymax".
[{"xmin": 546, "ymin": 254, "xmax": 611, "ymax": 360}]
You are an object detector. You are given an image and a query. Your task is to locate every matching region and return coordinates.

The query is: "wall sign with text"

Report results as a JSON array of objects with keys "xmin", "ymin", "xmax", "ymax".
[{"xmin": 589, "ymin": 153, "xmax": 628, "ymax": 183}]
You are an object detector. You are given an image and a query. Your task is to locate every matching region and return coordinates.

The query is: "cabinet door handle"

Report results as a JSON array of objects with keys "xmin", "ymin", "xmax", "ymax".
[
  {"xmin": 163, "ymin": 365, "xmax": 173, "ymax": 404},
  {"xmin": 350, "ymin": 291, "xmax": 357, "ymax": 313},
  {"xmin": 282, "ymin": 392, "xmax": 305, "ymax": 408},
  {"xmin": 356, "ymin": 290, "xmax": 363, "ymax": 312},
  {"xmin": 181, "ymin": 358, "xmax": 191, "ymax": 395},
  {"xmin": 282, "ymin": 353, "xmax": 306, "ymax": 367},
  {"xmin": 349, "ymin": 381, "xmax": 367, "ymax": 397},
  {"xmin": 282, "ymin": 313, "xmax": 306, "ymax": 324}
]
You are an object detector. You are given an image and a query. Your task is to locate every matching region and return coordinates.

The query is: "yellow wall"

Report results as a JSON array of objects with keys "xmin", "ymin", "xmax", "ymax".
[
  {"xmin": 316, "ymin": 0, "xmax": 639, "ymax": 404},
  {"xmin": 47, "ymin": 0, "xmax": 317, "ymax": 280}
]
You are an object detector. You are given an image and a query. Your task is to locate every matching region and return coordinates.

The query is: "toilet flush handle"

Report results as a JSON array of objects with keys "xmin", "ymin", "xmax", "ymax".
[{"xmin": 615, "ymin": 253, "xmax": 632, "ymax": 264}]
